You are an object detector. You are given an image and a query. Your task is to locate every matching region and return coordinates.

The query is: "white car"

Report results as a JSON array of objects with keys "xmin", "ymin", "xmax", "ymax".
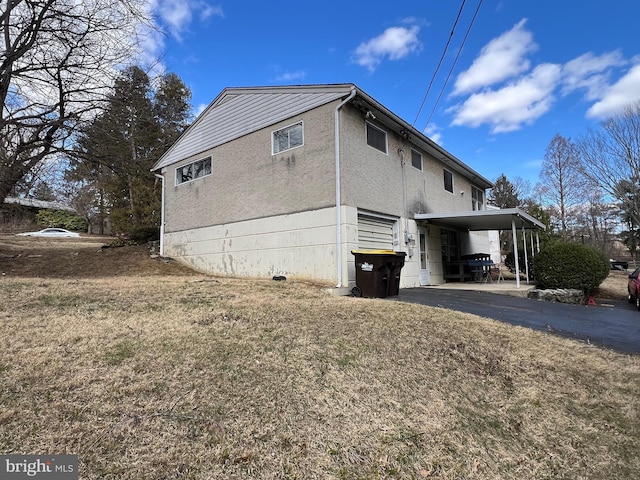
[{"xmin": 17, "ymin": 228, "xmax": 80, "ymax": 238}]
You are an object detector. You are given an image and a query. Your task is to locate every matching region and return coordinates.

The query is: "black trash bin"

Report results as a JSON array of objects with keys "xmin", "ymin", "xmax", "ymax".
[
  {"xmin": 387, "ymin": 251, "xmax": 406, "ymax": 296},
  {"xmin": 351, "ymin": 250, "xmax": 402, "ymax": 298}
]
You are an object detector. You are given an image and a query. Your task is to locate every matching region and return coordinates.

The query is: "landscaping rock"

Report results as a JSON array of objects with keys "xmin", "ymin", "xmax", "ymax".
[{"xmin": 528, "ymin": 288, "xmax": 585, "ymax": 304}]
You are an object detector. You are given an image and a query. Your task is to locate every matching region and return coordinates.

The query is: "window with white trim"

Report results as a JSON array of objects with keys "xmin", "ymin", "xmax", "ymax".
[
  {"xmin": 272, "ymin": 121, "xmax": 303, "ymax": 154},
  {"xmin": 176, "ymin": 156, "xmax": 212, "ymax": 185},
  {"xmin": 472, "ymin": 186, "xmax": 484, "ymax": 211},
  {"xmin": 366, "ymin": 122, "xmax": 387, "ymax": 154},
  {"xmin": 411, "ymin": 149, "xmax": 423, "ymax": 170},
  {"xmin": 443, "ymin": 169, "xmax": 453, "ymax": 193}
]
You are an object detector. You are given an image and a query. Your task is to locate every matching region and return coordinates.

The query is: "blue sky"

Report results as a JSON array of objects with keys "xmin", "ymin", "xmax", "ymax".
[{"xmin": 147, "ymin": 0, "xmax": 640, "ymax": 188}]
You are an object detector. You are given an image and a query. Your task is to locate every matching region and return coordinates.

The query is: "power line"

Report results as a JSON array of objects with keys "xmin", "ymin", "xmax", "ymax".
[
  {"xmin": 412, "ymin": 0, "xmax": 468, "ymax": 128},
  {"xmin": 424, "ymin": 0, "xmax": 483, "ymax": 132}
]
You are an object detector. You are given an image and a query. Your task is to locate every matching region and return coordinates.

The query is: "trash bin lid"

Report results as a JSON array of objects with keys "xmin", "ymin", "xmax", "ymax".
[{"xmin": 351, "ymin": 249, "xmax": 396, "ymax": 255}]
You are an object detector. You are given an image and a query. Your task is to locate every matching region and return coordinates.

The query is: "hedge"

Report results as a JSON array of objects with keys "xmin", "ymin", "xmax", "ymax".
[
  {"xmin": 532, "ymin": 242, "xmax": 610, "ymax": 292},
  {"xmin": 35, "ymin": 209, "xmax": 88, "ymax": 232}
]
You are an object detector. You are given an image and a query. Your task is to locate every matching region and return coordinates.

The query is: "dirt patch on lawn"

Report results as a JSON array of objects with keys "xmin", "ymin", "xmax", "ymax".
[{"xmin": 0, "ymin": 234, "xmax": 199, "ymax": 278}]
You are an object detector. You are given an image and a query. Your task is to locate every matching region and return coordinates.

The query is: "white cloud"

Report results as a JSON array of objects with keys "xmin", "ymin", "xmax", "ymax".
[
  {"xmin": 449, "ymin": 63, "xmax": 561, "ymax": 133},
  {"xmin": 453, "ymin": 19, "xmax": 536, "ymax": 95},
  {"xmin": 194, "ymin": 103, "xmax": 208, "ymax": 117},
  {"xmin": 444, "ymin": 15, "xmax": 639, "ymax": 132},
  {"xmin": 136, "ymin": 1, "xmax": 166, "ymax": 73},
  {"xmin": 156, "ymin": 0, "xmax": 224, "ymax": 40},
  {"xmin": 561, "ymin": 51, "xmax": 626, "ymax": 100},
  {"xmin": 274, "ymin": 70, "xmax": 307, "ymax": 82},
  {"xmin": 200, "ymin": 5, "xmax": 224, "ymax": 21},
  {"xmin": 423, "ymin": 123, "xmax": 443, "ymax": 145},
  {"xmin": 352, "ymin": 26, "xmax": 421, "ymax": 72},
  {"xmin": 586, "ymin": 63, "xmax": 640, "ymax": 118},
  {"xmin": 158, "ymin": 0, "xmax": 191, "ymax": 38}
]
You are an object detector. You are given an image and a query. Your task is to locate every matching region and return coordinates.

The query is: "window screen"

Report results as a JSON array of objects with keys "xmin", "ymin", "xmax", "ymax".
[{"xmin": 366, "ymin": 123, "xmax": 387, "ymax": 154}]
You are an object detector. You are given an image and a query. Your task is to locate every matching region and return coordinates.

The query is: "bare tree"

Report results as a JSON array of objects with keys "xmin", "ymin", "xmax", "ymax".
[
  {"xmin": 570, "ymin": 189, "xmax": 621, "ymax": 255},
  {"xmin": 576, "ymin": 101, "xmax": 640, "ymax": 227},
  {"xmin": 0, "ymin": 0, "xmax": 154, "ymax": 205},
  {"xmin": 538, "ymin": 134, "xmax": 585, "ymax": 242}
]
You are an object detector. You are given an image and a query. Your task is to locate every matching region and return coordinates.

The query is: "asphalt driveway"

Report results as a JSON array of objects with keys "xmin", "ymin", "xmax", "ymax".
[{"xmin": 392, "ymin": 288, "xmax": 640, "ymax": 354}]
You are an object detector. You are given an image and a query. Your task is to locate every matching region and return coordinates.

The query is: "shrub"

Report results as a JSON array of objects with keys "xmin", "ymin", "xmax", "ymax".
[
  {"xmin": 35, "ymin": 209, "xmax": 88, "ymax": 232},
  {"xmin": 128, "ymin": 226, "xmax": 160, "ymax": 244},
  {"xmin": 533, "ymin": 243, "xmax": 610, "ymax": 292}
]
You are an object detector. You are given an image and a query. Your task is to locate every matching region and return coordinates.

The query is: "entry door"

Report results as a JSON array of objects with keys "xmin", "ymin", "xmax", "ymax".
[{"xmin": 418, "ymin": 228, "xmax": 430, "ymax": 285}]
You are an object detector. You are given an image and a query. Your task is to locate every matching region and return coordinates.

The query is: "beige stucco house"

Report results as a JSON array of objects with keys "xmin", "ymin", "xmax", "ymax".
[{"xmin": 151, "ymin": 84, "xmax": 543, "ymax": 293}]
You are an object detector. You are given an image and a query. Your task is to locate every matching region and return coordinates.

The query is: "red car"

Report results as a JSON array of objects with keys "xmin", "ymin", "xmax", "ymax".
[{"xmin": 628, "ymin": 267, "xmax": 640, "ymax": 309}]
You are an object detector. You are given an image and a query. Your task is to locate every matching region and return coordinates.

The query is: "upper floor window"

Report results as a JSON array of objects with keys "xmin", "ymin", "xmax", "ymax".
[
  {"xmin": 472, "ymin": 186, "xmax": 484, "ymax": 211},
  {"xmin": 176, "ymin": 156, "xmax": 212, "ymax": 185},
  {"xmin": 272, "ymin": 121, "xmax": 303, "ymax": 154},
  {"xmin": 366, "ymin": 122, "xmax": 387, "ymax": 154},
  {"xmin": 411, "ymin": 149, "xmax": 423, "ymax": 170},
  {"xmin": 443, "ymin": 169, "xmax": 453, "ymax": 193}
]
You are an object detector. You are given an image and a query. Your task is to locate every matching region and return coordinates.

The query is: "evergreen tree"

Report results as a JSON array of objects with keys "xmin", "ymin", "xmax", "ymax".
[
  {"xmin": 68, "ymin": 67, "xmax": 192, "ymax": 234},
  {"xmin": 154, "ymin": 73, "xmax": 193, "ymax": 150},
  {"xmin": 488, "ymin": 173, "xmax": 521, "ymax": 208},
  {"xmin": 488, "ymin": 173, "xmax": 529, "ymax": 256}
]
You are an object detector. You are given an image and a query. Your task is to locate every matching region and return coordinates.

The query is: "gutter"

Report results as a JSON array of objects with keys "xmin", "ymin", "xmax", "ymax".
[
  {"xmin": 354, "ymin": 89, "xmax": 493, "ymax": 190},
  {"xmin": 334, "ymin": 86, "xmax": 357, "ymax": 288},
  {"xmin": 154, "ymin": 173, "xmax": 165, "ymax": 256}
]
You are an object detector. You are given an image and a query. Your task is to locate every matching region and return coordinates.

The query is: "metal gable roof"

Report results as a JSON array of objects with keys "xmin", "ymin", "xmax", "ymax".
[
  {"xmin": 151, "ymin": 83, "xmax": 494, "ymax": 190},
  {"xmin": 152, "ymin": 84, "xmax": 355, "ymax": 171}
]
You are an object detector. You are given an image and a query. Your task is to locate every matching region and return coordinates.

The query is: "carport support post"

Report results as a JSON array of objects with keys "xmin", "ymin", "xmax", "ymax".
[
  {"xmin": 530, "ymin": 230, "xmax": 535, "ymax": 257},
  {"xmin": 512, "ymin": 218, "xmax": 520, "ymax": 288},
  {"xmin": 522, "ymin": 224, "xmax": 530, "ymax": 284}
]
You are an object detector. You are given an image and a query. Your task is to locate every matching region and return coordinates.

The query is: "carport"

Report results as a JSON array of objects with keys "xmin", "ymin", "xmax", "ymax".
[{"xmin": 415, "ymin": 207, "xmax": 546, "ymax": 288}]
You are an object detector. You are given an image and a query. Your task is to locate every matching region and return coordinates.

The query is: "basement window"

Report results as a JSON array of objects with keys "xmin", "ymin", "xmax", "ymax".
[
  {"xmin": 272, "ymin": 121, "xmax": 303, "ymax": 154},
  {"xmin": 176, "ymin": 156, "xmax": 212, "ymax": 185}
]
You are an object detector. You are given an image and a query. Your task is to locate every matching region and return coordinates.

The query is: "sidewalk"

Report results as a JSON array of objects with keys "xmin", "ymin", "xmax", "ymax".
[{"xmin": 424, "ymin": 279, "xmax": 536, "ymax": 297}]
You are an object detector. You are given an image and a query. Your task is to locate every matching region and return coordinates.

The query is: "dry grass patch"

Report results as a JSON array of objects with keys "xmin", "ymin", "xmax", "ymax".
[{"xmin": 1, "ymin": 274, "xmax": 639, "ymax": 479}]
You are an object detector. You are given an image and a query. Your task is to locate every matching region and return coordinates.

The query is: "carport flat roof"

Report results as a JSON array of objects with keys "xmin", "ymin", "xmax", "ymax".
[{"xmin": 415, "ymin": 207, "xmax": 545, "ymax": 231}]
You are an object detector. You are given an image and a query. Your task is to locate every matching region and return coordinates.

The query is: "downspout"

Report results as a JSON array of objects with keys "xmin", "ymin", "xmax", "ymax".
[
  {"xmin": 334, "ymin": 86, "xmax": 357, "ymax": 288},
  {"xmin": 399, "ymin": 148, "xmax": 409, "ymax": 250},
  {"xmin": 154, "ymin": 173, "xmax": 165, "ymax": 257}
]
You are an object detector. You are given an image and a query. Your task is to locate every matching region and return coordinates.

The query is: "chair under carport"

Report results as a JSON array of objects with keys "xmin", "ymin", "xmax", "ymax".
[{"xmin": 415, "ymin": 207, "xmax": 546, "ymax": 289}]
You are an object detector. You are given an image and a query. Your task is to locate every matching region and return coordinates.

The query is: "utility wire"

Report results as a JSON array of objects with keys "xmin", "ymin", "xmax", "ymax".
[
  {"xmin": 424, "ymin": 0, "xmax": 483, "ymax": 131},
  {"xmin": 412, "ymin": 0, "xmax": 467, "ymax": 128}
]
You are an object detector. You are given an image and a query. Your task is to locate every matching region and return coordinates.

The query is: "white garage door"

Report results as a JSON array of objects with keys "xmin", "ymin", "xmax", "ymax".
[{"xmin": 357, "ymin": 214, "xmax": 395, "ymax": 250}]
